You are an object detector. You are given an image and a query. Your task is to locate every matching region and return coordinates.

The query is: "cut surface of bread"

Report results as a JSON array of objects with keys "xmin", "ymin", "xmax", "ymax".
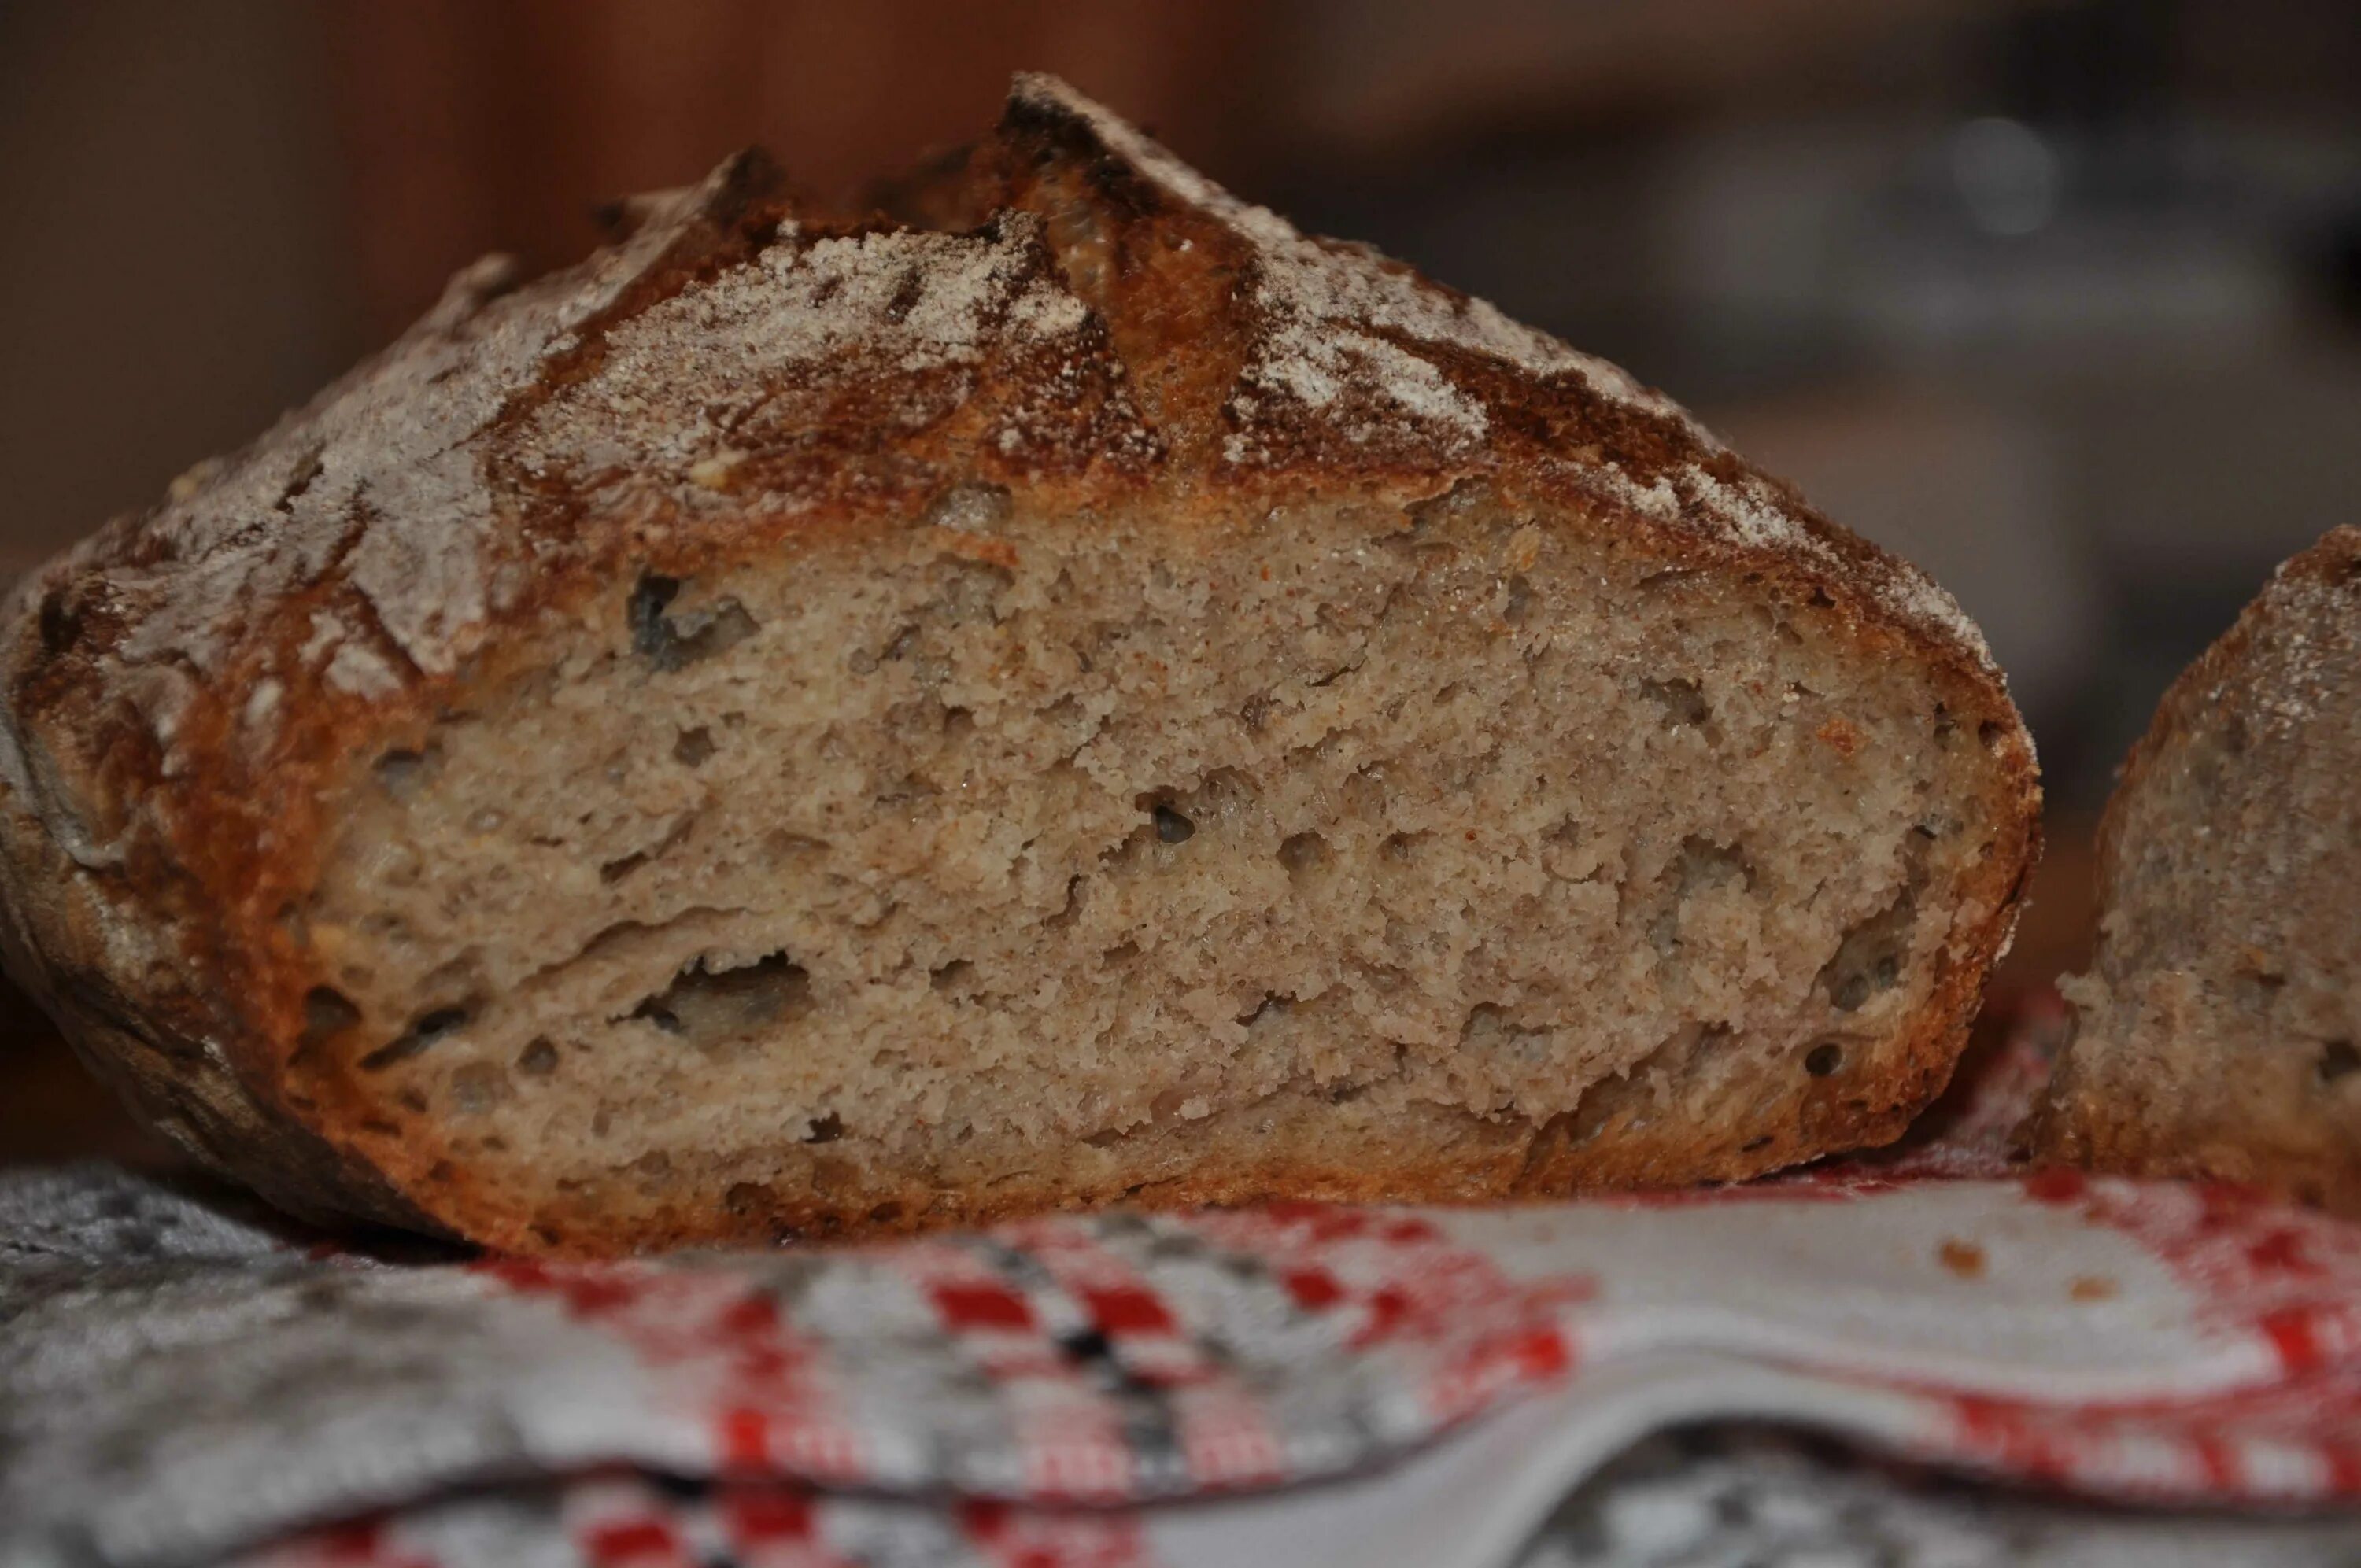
[
  {"xmin": 0, "ymin": 77, "xmax": 2038, "ymax": 1254},
  {"xmin": 2031, "ymin": 527, "xmax": 2361, "ymax": 1211}
]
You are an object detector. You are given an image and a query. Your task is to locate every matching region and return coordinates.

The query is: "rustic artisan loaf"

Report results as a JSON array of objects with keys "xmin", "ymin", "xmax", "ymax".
[
  {"xmin": 2031, "ymin": 527, "xmax": 2361, "ymax": 1210},
  {"xmin": 0, "ymin": 77, "xmax": 2037, "ymax": 1254}
]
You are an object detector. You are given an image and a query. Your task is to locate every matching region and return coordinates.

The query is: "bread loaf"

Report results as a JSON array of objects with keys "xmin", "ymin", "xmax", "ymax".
[
  {"xmin": 0, "ymin": 77, "xmax": 2038, "ymax": 1254},
  {"xmin": 2031, "ymin": 527, "xmax": 2361, "ymax": 1210}
]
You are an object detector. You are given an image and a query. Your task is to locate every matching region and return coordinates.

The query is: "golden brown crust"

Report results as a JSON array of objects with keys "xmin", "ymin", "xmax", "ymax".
[
  {"xmin": 2027, "ymin": 527, "xmax": 2361, "ymax": 1208},
  {"xmin": 0, "ymin": 76, "xmax": 2038, "ymax": 1251}
]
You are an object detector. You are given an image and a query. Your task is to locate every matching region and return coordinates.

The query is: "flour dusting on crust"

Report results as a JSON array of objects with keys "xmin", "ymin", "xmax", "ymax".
[{"xmin": 5, "ymin": 73, "xmax": 2003, "ymax": 790}]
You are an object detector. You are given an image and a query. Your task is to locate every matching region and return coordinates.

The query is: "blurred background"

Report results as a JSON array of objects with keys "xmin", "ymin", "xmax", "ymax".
[{"xmin": 3, "ymin": 0, "xmax": 2357, "ymax": 1161}]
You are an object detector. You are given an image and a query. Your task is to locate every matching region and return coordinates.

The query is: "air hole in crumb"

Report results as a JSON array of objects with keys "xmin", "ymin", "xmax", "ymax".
[
  {"xmin": 1240, "ymin": 693, "xmax": 1275, "ymax": 732},
  {"xmin": 1278, "ymin": 832, "xmax": 1329, "ymax": 878},
  {"xmin": 724, "ymin": 1182, "xmax": 767, "ymax": 1215},
  {"xmin": 1044, "ymin": 876, "xmax": 1086, "ymax": 930},
  {"xmin": 372, "ymin": 748, "xmax": 435, "ymax": 799},
  {"xmin": 1675, "ymin": 836, "xmax": 1756, "ymax": 894},
  {"xmin": 1978, "ymin": 720, "xmax": 2006, "ymax": 751},
  {"xmin": 1383, "ymin": 832, "xmax": 1425, "ymax": 861},
  {"xmin": 1152, "ymin": 803, "xmax": 1195, "ymax": 843},
  {"xmin": 2319, "ymin": 1041, "xmax": 2360, "ymax": 1086},
  {"xmin": 805, "ymin": 1112, "xmax": 844, "ymax": 1143},
  {"xmin": 629, "ymin": 571, "xmax": 759, "ymax": 671},
  {"xmin": 1819, "ymin": 885, "xmax": 1917, "ymax": 1011},
  {"xmin": 449, "ymin": 1063, "xmax": 508, "ymax": 1115},
  {"xmin": 599, "ymin": 815, "xmax": 696, "ymax": 884},
  {"xmin": 1502, "ymin": 574, "xmax": 1532, "ymax": 625},
  {"xmin": 763, "ymin": 829, "xmax": 829, "ymax": 868},
  {"xmin": 359, "ymin": 1005, "xmax": 471, "ymax": 1072},
  {"xmin": 1103, "ymin": 940, "xmax": 1142, "ymax": 966},
  {"xmin": 1805, "ymin": 1042, "xmax": 1845, "ymax": 1076},
  {"xmin": 931, "ymin": 959, "xmax": 974, "ymax": 993},
  {"xmin": 517, "ymin": 1039, "xmax": 560, "ymax": 1076},
  {"xmin": 673, "ymin": 726, "xmax": 716, "ymax": 767},
  {"xmin": 1741, "ymin": 1134, "xmax": 1773, "ymax": 1153},
  {"xmin": 631, "ymin": 952, "xmax": 809, "ymax": 1045},
  {"xmin": 931, "ymin": 559, "xmax": 1014, "ymax": 625},
  {"xmin": 299, "ymin": 987, "xmax": 363, "ymax": 1049},
  {"xmin": 1239, "ymin": 992, "xmax": 1290, "ymax": 1026},
  {"xmin": 1639, "ymin": 677, "xmax": 1709, "ymax": 727},
  {"xmin": 1808, "ymin": 587, "xmax": 1835, "ymax": 609},
  {"xmin": 1462, "ymin": 1004, "xmax": 1545, "ymax": 1055},
  {"xmin": 868, "ymin": 1201, "xmax": 904, "ymax": 1224}
]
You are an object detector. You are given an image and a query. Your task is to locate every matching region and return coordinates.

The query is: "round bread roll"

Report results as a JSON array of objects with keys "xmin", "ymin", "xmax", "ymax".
[{"xmin": 0, "ymin": 77, "xmax": 2037, "ymax": 1253}]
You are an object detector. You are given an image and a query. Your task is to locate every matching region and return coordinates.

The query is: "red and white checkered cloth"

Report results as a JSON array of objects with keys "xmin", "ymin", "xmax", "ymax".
[{"xmin": 7, "ymin": 1009, "xmax": 2361, "ymax": 1568}]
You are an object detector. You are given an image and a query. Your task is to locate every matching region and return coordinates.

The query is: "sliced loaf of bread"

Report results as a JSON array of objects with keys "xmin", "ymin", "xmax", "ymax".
[{"xmin": 0, "ymin": 77, "xmax": 2038, "ymax": 1253}]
